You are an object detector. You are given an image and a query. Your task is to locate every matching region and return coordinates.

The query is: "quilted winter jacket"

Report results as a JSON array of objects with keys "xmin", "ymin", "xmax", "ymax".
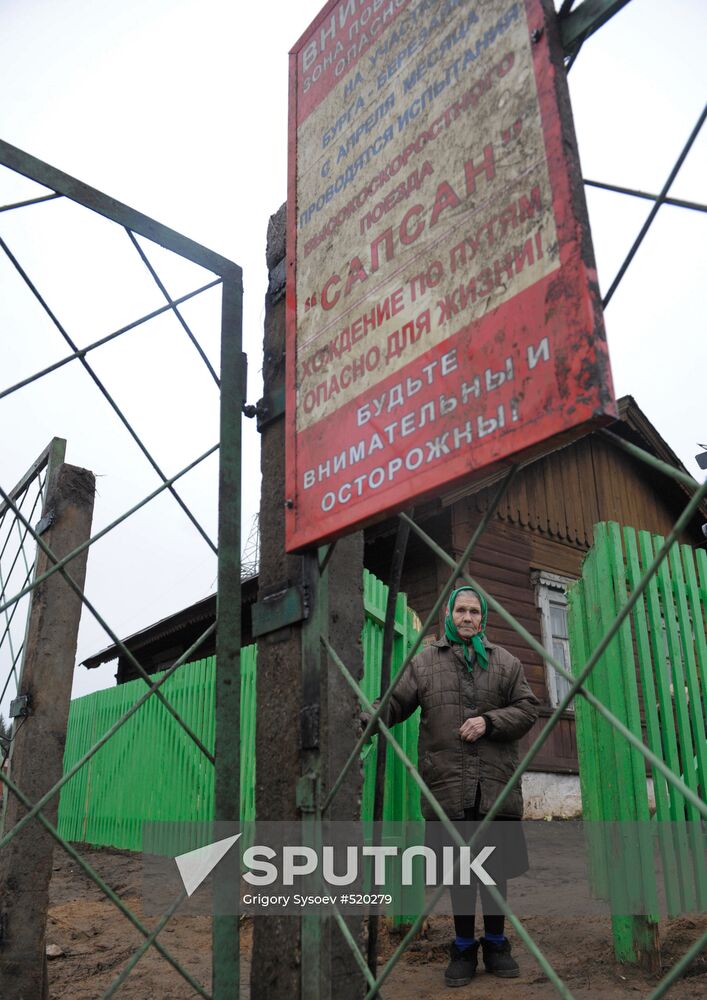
[{"xmin": 387, "ymin": 636, "xmax": 539, "ymax": 820}]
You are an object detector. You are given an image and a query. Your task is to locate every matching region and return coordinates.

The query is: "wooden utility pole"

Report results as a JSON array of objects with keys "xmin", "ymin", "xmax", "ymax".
[{"xmin": 0, "ymin": 462, "xmax": 95, "ymax": 999}]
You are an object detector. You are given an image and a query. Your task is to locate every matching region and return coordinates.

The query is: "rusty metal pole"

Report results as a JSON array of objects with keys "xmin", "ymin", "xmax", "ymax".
[{"xmin": 0, "ymin": 463, "xmax": 95, "ymax": 999}]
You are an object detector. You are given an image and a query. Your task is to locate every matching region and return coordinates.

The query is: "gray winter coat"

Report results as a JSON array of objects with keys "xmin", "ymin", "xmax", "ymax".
[{"xmin": 387, "ymin": 636, "xmax": 539, "ymax": 820}]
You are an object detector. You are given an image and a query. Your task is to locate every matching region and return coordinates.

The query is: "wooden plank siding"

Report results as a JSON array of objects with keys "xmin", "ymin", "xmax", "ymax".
[
  {"xmin": 375, "ymin": 431, "xmax": 702, "ymax": 774},
  {"xmin": 456, "ymin": 437, "xmax": 693, "ymax": 551}
]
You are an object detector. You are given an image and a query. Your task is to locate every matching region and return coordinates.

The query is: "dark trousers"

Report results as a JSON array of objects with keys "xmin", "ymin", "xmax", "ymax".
[
  {"xmin": 451, "ymin": 875, "xmax": 506, "ymax": 939},
  {"xmin": 451, "ymin": 785, "xmax": 507, "ymax": 939}
]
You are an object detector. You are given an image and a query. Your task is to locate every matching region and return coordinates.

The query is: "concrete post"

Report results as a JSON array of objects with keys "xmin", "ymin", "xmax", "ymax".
[
  {"xmin": 251, "ymin": 205, "xmax": 364, "ymax": 1000},
  {"xmin": 0, "ymin": 463, "xmax": 95, "ymax": 999}
]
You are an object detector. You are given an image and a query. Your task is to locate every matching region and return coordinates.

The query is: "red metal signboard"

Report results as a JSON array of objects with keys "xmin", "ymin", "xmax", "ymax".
[{"xmin": 286, "ymin": 0, "xmax": 615, "ymax": 551}]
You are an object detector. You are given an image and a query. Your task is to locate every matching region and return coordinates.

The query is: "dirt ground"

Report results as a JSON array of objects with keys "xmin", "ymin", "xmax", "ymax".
[{"xmin": 45, "ymin": 846, "xmax": 706, "ymax": 1000}]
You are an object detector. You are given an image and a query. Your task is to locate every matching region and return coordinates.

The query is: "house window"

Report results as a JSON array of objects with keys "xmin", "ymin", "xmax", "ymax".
[{"xmin": 533, "ymin": 571, "xmax": 576, "ymax": 710}]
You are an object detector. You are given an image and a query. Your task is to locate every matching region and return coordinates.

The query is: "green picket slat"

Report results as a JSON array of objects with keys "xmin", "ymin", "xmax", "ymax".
[
  {"xmin": 567, "ymin": 568, "xmax": 609, "ymax": 895},
  {"xmin": 585, "ymin": 527, "xmax": 623, "ymax": 817},
  {"xmin": 655, "ymin": 536, "xmax": 705, "ymax": 912},
  {"xmin": 638, "ymin": 533, "xmax": 684, "ymax": 824},
  {"xmin": 607, "ymin": 525, "xmax": 652, "ymax": 818},
  {"xmin": 654, "ymin": 539, "xmax": 700, "ymax": 822},
  {"xmin": 669, "ymin": 545, "xmax": 707, "ymax": 908},
  {"xmin": 605, "ymin": 523, "xmax": 659, "ymax": 921},
  {"xmin": 623, "ymin": 529, "xmax": 664, "ymax": 801},
  {"xmin": 681, "ymin": 546, "xmax": 707, "ymax": 791},
  {"xmin": 638, "ymin": 530, "xmax": 696, "ymax": 912},
  {"xmin": 585, "ymin": 531, "xmax": 619, "ymax": 898},
  {"xmin": 695, "ymin": 549, "xmax": 707, "ymax": 703},
  {"xmin": 623, "ymin": 528, "xmax": 681, "ymax": 916},
  {"xmin": 589, "ymin": 525, "xmax": 641, "ymax": 957},
  {"xmin": 359, "ymin": 569, "xmax": 424, "ymax": 924},
  {"xmin": 671, "ymin": 546, "xmax": 707, "ymax": 802}
]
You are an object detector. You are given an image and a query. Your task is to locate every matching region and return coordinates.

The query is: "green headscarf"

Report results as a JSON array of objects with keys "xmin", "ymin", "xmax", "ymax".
[{"xmin": 444, "ymin": 586, "xmax": 489, "ymax": 671}]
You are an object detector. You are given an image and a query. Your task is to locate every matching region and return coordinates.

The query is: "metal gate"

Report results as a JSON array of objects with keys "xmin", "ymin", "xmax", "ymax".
[{"xmin": 0, "ymin": 140, "xmax": 244, "ymax": 998}]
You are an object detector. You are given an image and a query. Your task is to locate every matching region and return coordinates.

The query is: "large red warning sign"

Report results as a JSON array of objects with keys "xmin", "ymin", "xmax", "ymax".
[{"xmin": 286, "ymin": 0, "xmax": 615, "ymax": 551}]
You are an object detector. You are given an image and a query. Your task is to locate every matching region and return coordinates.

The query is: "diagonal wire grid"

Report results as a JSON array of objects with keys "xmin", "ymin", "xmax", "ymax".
[
  {"xmin": 0, "ymin": 458, "xmax": 48, "ymax": 749},
  {"xmin": 0, "ymin": 152, "xmax": 243, "ymax": 999},
  {"xmin": 319, "ymin": 447, "xmax": 707, "ymax": 1000}
]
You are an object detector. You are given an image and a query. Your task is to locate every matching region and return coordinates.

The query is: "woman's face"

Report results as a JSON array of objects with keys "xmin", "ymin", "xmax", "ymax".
[{"xmin": 451, "ymin": 592, "xmax": 483, "ymax": 640}]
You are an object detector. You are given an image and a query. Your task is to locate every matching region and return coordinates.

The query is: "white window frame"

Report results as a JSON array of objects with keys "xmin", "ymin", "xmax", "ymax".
[{"xmin": 532, "ymin": 571, "xmax": 576, "ymax": 711}]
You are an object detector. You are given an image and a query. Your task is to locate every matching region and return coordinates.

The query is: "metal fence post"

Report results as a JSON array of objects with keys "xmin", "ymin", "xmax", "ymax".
[
  {"xmin": 299, "ymin": 549, "xmax": 327, "ymax": 1000},
  {"xmin": 0, "ymin": 463, "xmax": 95, "ymax": 998}
]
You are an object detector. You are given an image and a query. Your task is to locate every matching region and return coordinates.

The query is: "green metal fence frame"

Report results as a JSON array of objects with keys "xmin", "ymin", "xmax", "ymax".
[{"xmin": 0, "ymin": 140, "xmax": 244, "ymax": 1000}]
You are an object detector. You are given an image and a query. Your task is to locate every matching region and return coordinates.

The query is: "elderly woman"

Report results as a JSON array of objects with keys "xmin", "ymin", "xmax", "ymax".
[{"xmin": 384, "ymin": 585, "xmax": 539, "ymax": 986}]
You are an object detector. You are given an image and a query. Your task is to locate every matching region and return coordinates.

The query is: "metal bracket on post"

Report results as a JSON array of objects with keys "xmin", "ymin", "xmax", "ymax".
[
  {"xmin": 251, "ymin": 579, "xmax": 309, "ymax": 639},
  {"xmin": 9, "ymin": 694, "xmax": 32, "ymax": 719},
  {"xmin": 33, "ymin": 511, "xmax": 55, "ymax": 536},
  {"xmin": 255, "ymin": 386, "xmax": 286, "ymax": 432}
]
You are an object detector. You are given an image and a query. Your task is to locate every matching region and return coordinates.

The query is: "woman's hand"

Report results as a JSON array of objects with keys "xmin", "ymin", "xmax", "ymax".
[{"xmin": 459, "ymin": 716, "xmax": 487, "ymax": 742}]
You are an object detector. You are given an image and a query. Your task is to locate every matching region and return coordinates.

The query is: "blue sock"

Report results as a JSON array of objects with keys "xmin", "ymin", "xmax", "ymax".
[
  {"xmin": 484, "ymin": 932, "xmax": 506, "ymax": 944},
  {"xmin": 454, "ymin": 935, "xmax": 476, "ymax": 950}
]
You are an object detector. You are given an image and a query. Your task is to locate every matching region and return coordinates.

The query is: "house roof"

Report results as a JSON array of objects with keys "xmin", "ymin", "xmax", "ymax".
[
  {"xmin": 614, "ymin": 395, "xmax": 696, "ymax": 493},
  {"xmin": 82, "ymin": 575, "xmax": 257, "ymax": 670},
  {"xmin": 439, "ymin": 394, "xmax": 703, "ymax": 511}
]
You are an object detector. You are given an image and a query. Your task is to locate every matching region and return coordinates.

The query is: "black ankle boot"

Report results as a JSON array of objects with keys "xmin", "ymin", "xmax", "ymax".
[
  {"xmin": 480, "ymin": 936, "xmax": 520, "ymax": 977},
  {"xmin": 445, "ymin": 940, "xmax": 479, "ymax": 986}
]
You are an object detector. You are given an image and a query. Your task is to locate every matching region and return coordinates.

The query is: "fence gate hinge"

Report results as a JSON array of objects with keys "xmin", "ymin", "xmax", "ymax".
[
  {"xmin": 296, "ymin": 772, "xmax": 318, "ymax": 813},
  {"xmin": 300, "ymin": 704, "xmax": 320, "ymax": 750}
]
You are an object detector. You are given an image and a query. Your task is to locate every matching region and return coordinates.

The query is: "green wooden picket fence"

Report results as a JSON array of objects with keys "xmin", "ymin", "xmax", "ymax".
[
  {"xmin": 567, "ymin": 521, "xmax": 707, "ymax": 963},
  {"xmin": 57, "ymin": 570, "xmax": 422, "ymax": 851}
]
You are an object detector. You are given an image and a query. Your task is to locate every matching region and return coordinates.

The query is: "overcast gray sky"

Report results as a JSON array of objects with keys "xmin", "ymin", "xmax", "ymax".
[{"xmin": 0, "ymin": 0, "xmax": 705, "ymax": 704}]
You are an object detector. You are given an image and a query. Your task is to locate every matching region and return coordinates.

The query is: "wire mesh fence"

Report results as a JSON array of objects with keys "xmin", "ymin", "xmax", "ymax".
[
  {"xmin": 318, "ymin": 449, "xmax": 707, "ymax": 1000},
  {"xmin": 0, "ymin": 141, "xmax": 243, "ymax": 999}
]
